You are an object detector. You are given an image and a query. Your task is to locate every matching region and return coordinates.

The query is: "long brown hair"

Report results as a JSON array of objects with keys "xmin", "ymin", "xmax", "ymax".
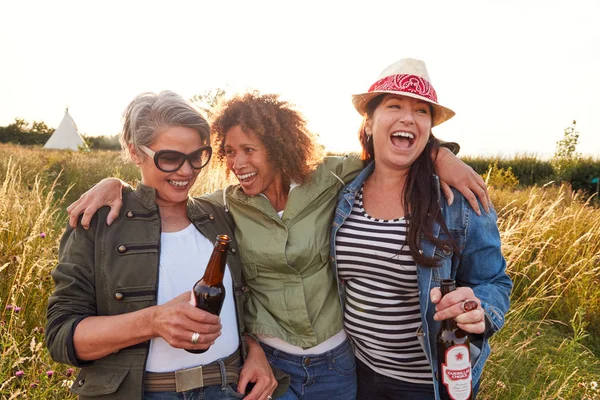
[{"xmin": 358, "ymin": 95, "xmax": 458, "ymax": 267}]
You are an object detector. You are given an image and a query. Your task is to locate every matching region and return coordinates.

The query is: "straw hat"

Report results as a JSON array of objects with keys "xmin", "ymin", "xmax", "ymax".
[{"xmin": 352, "ymin": 58, "xmax": 455, "ymax": 127}]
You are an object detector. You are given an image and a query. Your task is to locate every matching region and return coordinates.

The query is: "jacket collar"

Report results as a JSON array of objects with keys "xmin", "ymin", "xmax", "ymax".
[
  {"xmin": 343, "ymin": 161, "xmax": 374, "ymax": 196},
  {"xmin": 131, "ymin": 182, "xmax": 210, "ymax": 219},
  {"xmin": 342, "ymin": 160, "xmax": 443, "ymax": 208},
  {"xmin": 131, "ymin": 182, "xmax": 158, "ymax": 210}
]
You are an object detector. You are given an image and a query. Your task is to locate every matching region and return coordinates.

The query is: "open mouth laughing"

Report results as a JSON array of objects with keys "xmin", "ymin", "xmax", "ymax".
[
  {"xmin": 236, "ymin": 172, "xmax": 257, "ymax": 187},
  {"xmin": 390, "ymin": 131, "xmax": 415, "ymax": 149}
]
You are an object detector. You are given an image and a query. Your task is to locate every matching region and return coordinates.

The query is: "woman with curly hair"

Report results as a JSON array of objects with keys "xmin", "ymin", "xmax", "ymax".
[{"xmin": 65, "ymin": 91, "xmax": 489, "ymax": 399}]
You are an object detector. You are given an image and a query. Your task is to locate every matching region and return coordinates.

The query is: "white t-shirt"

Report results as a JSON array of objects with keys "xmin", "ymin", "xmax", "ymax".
[{"xmin": 146, "ymin": 224, "xmax": 239, "ymax": 372}]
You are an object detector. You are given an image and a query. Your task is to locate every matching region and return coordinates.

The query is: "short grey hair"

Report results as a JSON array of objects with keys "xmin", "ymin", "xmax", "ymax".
[{"xmin": 120, "ymin": 91, "xmax": 210, "ymax": 162}]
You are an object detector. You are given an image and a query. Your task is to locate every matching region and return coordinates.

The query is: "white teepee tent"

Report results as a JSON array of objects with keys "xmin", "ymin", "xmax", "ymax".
[{"xmin": 44, "ymin": 108, "xmax": 87, "ymax": 150}]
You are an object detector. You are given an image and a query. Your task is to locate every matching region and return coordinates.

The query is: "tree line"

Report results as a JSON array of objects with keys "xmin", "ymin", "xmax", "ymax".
[
  {"xmin": 0, "ymin": 118, "xmax": 120, "ymax": 150},
  {"xmin": 1, "ymin": 107, "xmax": 598, "ymax": 199}
]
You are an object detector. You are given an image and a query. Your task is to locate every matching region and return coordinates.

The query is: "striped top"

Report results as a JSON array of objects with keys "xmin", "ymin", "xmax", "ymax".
[{"xmin": 335, "ymin": 186, "xmax": 433, "ymax": 384}]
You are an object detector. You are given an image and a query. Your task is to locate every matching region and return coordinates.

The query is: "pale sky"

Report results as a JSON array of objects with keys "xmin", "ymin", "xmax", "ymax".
[{"xmin": 1, "ymin": 0, "xmax": 598, "ymax": 158}]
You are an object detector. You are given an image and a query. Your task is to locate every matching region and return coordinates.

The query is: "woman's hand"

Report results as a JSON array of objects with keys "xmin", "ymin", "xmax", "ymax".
[
  {"xmin": 67, "ymin": 178, "xmax": 128, "ymax": 229},
  {"xmin": 151, "ymin": 292, "xmax": 222, "ymax": 351},
  {"xmin": 237, "ymin": 335, "xmax": 278, "ymax": 400},
  {"xmin": 435, "ymin": 148, "xmax": 490, "ymax": 216},
  {"xmin": 430, "ymin": 287, "xmax": 486, "ymax": 335}
]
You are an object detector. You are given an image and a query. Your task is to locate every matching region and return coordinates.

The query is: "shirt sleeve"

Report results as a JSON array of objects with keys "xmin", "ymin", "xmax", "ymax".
[
  {"xmin": 45, "ymin": 219, "xmax": 99, "ymax": 367},
  {"xmin": 456, "ymin": 201, "xmax": 512, "ymax": 338}
]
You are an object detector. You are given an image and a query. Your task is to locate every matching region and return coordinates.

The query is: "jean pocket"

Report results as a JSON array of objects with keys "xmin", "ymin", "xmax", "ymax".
[
  {"xmin": 330, "ymin": 347, "xmax": 356, "ymax": 377},
  {"xmin": 223, "ymin": 383, "xmax": 246, "ymax": 399}
]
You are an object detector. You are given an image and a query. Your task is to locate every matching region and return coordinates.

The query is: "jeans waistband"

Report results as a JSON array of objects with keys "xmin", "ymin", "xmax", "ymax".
[{"xmin": 261, "ymin": 338, "xmax": 352, "ymax": 365}]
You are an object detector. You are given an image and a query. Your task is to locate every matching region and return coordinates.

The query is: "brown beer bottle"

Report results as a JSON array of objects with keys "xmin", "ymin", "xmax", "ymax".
[
  {"xmin": 186, "ymin": 234, "xmax": 231, "ymax": 354},
  {"xmin": 436, "ymin": 279, "xmax": 473, "ymax": 400}
]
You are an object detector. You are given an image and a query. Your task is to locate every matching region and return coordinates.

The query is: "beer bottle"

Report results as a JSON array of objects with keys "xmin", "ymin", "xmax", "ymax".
[
  {"xmin": 436, "ymin": 279, "xmax": 473, "ymax": 400},
  {"xmin": 186, "ymin": 234, "xmax": 231, "ymax": 354}
]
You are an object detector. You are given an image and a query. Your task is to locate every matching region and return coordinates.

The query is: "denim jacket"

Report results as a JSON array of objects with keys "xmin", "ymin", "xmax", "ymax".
[{"xmin": 329, "ymin": 162, "xmax": 512, "ymax": 399}]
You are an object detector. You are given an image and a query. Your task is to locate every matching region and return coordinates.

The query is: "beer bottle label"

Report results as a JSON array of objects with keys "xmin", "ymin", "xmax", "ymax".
[{"xmin": 441, "ymin": 344, "xmax": 472, "ymax": 400}]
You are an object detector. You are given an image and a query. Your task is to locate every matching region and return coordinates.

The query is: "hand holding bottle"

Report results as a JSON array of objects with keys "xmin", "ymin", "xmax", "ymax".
[
  {"xmin": 151, "ymin": 291, "xmax": 222, "ymax": 351},
  {"xmin": 430, "ymin": 285, "xmax": 485, "ymax": 334}
]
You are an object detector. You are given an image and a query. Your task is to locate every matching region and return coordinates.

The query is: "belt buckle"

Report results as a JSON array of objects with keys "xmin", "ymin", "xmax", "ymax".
[{"xmin": 175, "ymin": 365, "xmax": 204, "ymax": 392}]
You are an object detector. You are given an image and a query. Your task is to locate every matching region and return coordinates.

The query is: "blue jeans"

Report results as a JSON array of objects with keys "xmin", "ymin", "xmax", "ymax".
[
  {"xmin": 144, "ymin": 383, "xmax": 244, "ymax": 400},
  {"xmin": 261, "ymin": 338, "xmax": 357, "ymax": 400},
  {"xmin": 356, "ymin": 358, "xmax": 434, "ymax": 400}
]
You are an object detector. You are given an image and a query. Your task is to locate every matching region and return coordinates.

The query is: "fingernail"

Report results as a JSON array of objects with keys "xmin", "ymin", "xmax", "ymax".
[{"xmin": 107, "ymin": 217, "xmax": 113, "ymax": 225}]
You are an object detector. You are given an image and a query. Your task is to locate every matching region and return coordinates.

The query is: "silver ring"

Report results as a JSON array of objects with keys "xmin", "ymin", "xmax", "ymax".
[
  {"xmin": 191, "ymin": 332, "xmax": 200, "ymax": 344},
  {"xmin": 267, "ymin": 396, "xmax": 273, "ymax": 400}
]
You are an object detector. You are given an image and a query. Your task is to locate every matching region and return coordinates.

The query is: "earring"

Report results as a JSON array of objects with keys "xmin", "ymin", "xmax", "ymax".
[{"xmin": 366, "ymin": 135, "xmax": 371, "ymax": 143}]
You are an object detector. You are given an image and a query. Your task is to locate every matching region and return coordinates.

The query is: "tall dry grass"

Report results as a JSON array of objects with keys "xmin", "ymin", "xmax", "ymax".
[
  {"xmin": 479, "ymin": 185, "xmax": 600, "ymax": 399},
  {"xmin": 1, "ymin": 145, "xmax": 599, "ymax": 399}
]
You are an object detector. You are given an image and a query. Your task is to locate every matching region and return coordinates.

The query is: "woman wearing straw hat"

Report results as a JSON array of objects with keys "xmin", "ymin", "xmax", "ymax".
[
  {"xmin": 64, "ymin": 89, "xmax": 490, "ymax": 399},
  {"xmin": 330, "ymin": 58, "xmax": 512, "ymax": 399}
]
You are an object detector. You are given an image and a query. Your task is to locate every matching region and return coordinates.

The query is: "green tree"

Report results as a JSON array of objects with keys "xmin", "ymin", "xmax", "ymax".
[
  {"xmin": 9, "ymin": 117, "xmax": 30, "ymax": 132},
  {"xmin": 190, "ymin": 88, "xmax": 227, "ymax": 118},
  {"xmin": 552, "ymin": 120, "xmax": 581, "ymax": 180},
  {"xmin": 31, "ymin": 120, "xmax": 55, "ymax": 134}
]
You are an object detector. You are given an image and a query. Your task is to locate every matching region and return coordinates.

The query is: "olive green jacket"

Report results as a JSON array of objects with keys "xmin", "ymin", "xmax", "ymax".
[
  {"xmin": 204, "ymin": 155, "xmax": 364, "ymax": 348},
  {"xmin": 45, "ymin": 183, "xmax": 288, "ymax": 399}
]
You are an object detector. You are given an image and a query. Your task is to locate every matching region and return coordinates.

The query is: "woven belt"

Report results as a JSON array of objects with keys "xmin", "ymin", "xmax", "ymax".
[{"xmin": 144, "ymin": 351, "xmax": 241, "ymax": 393}]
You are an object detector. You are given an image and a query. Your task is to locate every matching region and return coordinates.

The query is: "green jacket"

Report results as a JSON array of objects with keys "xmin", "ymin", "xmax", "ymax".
[
  {"xmin": 46, "ymin": 183, "xmax": 273, "ymax": 399},
  {"xmin": 204, "ymin": 155, "xmax": 364, "ymax": 348}
]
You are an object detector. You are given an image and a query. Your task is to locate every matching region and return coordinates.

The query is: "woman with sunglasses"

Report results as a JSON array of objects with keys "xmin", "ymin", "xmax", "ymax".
[{"xmin": 45, "ymin": 91, "xmax": 287, "ymax": 400}]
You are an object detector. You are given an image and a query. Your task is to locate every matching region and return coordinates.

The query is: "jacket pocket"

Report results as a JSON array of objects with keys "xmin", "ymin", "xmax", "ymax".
[
  {"xmin": 242, "ymin": 262, "xmax": 258, "ymax": 280},
  {"xmin": 115, "ymin": 242, "xmax": 158, "ymax": 256},
  {"xmin": 111, "ymin": 285, "xmax": 156, "ymax": 303},
  {"xmin": 70, "ymin": 366, "xmax": 129, "ymax": 397}
]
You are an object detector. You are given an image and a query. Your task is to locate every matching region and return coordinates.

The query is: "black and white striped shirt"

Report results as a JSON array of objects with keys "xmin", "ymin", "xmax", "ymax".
[{"xmin": 335, "ymin": 186, "xmax": 433, "ymax": 384}]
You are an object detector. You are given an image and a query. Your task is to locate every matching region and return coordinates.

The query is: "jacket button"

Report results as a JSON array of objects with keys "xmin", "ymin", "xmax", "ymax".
[
  {"xmin": 125, "ymin": 211, "xmax": 134, "ymax": 218},
  {"xmin": 230, "ymin": 248, "xmax": 237, "ymax": 254},
  {"xmin": 117, "ymin": 245, "xmax": 127, "ymax": 254},
  {"xmin": 208, "ymin": 214, "xmax": 215, "ymax": 221},
  {"xmin": 303, "ymin": 358, "xmax": 311, "ymax": 366},
  {"xmin": 78, "ymin": 379, "xmax": 85, "ymax": 387},
  {"xmin": 114, "ymin": 292, "xmax": 124, "ymax": 301}
]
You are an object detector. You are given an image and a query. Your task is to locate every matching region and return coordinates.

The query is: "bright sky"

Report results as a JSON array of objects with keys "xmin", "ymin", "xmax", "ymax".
[{"xmin": 1, "ymin": 0, "xmax": 598, "ymax": 158}]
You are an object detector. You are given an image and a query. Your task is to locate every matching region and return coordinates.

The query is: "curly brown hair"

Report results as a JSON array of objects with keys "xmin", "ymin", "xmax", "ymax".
[{"xmin": 211, "ymin": 91, "xmax": 324, "ymax": 184}]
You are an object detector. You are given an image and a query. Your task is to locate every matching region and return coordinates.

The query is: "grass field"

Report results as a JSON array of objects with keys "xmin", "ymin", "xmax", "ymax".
[{"xmin": 1, "ymin": 143, "xmax": 599, "ymax": 399}]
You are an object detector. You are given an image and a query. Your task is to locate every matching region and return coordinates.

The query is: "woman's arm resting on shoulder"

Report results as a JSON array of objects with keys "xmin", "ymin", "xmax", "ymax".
[
  {"xmin": 237, "ymin": 335, "xmax": 278, "ymax": 400},
  {"xmin": 67, "ymin": 178, "xmax": 129, "ymax": 229},
  {"xmin": 435, "ymin": 147, "xmax": 491, "ymax": 215}
]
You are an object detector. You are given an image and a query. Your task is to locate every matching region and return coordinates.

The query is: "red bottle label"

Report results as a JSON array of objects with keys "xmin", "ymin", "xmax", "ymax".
[{"xmin": 441, "ymin": 344, "xmax": 472, "ymax": 400}]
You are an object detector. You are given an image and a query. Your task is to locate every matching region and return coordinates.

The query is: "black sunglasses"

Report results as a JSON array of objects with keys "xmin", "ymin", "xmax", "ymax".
[{"xmin": 140, "ymin": 145, "xmax": 212, "ymax": 173}]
